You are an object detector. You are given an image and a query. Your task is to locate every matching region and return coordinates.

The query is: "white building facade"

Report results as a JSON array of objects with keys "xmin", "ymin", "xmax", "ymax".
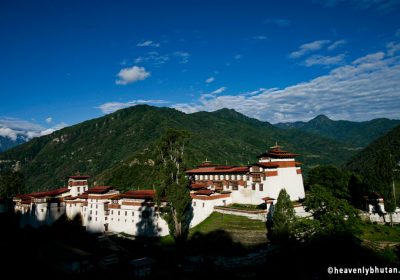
[{"xmin": 186, "ymin": 145, "xmax": 305, "ymax": 205}]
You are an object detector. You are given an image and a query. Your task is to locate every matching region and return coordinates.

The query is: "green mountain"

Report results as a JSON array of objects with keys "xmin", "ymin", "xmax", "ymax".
[
  {"xmin": 0, "ymin": 105, "xmax": 357, "ymax": 192},
  {"xmin": 346, "ymin": 124, "xmax": 400, "ymax": 176},
  {"xmin": 276, "ymin": 115, "xmax": 400, "ymax": 147}
]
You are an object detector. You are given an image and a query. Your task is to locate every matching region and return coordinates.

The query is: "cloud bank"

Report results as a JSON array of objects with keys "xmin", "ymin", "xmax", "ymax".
[
  {"xmin": 173, "ymin": 48, "xmax": 400, "ymax": 123},
  {"xmin": 0, "ymin": 118, "xmax": 67, "ymax": 141}
]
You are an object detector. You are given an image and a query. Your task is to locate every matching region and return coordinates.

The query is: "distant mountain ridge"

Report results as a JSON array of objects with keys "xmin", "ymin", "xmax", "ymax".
[
  {"xmin": 276, "ymin": 115, "xmax": 400, "ymax": 147},
  {"xmin": 0, "ymin": 105, "xmax": 356, "ymax": 192},
  {"xmin": 0, "ymin": 135, "xmax": 27, "ymax": 153}
]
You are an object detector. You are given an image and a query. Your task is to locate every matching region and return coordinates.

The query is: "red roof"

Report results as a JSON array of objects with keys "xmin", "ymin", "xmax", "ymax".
[
  {"xmin": 28, "ymin": 187, "xmax": 70, "ymax": 198},
  {"xmin": 190, "ymin": 183, "xmax": 207, "ymax": 190},
  {"xmin": 120, "ymin": 190, "xmax": 155, "ymax": 200},
  {"xmin": 186, "ymin": 165, "xmax": 249, "ymax": 174},
  {"xmin": 256, "ymin": 162, "xmax": 280, "ymax": 168},
  {"xmin": 87, "ymin": 186, "xmax": 113, "ymax": 194},
  {"xmin": 77, "ymin": 193, "xmax": 89, "ymax": 199},
  {"xmin": 194, "ymin": 189, "xmax": 214, "ymax": 196},
  {"xmin": 68, "ymin": 175, "xmax": 90, "ymax": 180},
  {"xmin": 258, "ymin": 146, "xmax": 299, "ymax": 159}
]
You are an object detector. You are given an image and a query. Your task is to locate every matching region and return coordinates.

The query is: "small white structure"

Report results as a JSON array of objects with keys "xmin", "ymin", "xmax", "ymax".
[{"xmin": 190, "ymin": 190, "xmax": 232, "ymax": 226}]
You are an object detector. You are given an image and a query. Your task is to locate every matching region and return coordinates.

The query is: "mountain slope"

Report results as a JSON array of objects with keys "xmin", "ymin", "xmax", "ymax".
[
  {"xmin": 276, "ymin": 115, "xmax": 400, "ymax": 147},
  {"xmin": 346, "ymin": 124, "xmax": 400, "ymax": 176},
  {"xmin": 0, "ymin": 105, "xmax": 356, "ymax": 191}
]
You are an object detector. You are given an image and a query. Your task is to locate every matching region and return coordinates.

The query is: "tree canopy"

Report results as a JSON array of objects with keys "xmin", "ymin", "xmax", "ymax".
[
  {"xmin": 156, "ymin": 129, "xmax": 192, "ymax": 244},
  {"xmin": 270, "ymin": 189, "xmax": 296, "ymax": 243}
]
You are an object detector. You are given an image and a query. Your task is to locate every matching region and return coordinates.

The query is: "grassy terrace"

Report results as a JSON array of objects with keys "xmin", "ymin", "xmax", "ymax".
[
  {"xmin": 190, "ymin": 212, "xmax": 267, "ymax": 245},
  {"xmin": 161, "ymin": 212, "xmax": 268, "ymax": 248},
  {"xmin": 359, "ymin": 222, "xmax": 400, "ymax": 243}
]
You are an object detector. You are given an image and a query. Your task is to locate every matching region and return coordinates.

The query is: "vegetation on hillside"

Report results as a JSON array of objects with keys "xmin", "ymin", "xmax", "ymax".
[
  {"xmin": 0, "ymin": 105, "xmax": 357, "ymax": 192},
  {"xmin": 347, "ymin": 124, "xmax": 400, "ymax": 207},
  {"xmin": 276, "ymin": 114, "xmax": 400, "ymax": 147}
]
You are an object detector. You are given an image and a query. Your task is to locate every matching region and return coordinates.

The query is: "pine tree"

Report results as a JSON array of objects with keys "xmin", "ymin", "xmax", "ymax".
[
  {"xmin": 271, "ymin": 189, "xmax": 296, "ymax": 243},
  {"xmin": 156, "ymin": 129, "xmax": 192, "ymax": 244},
  {"xmin": 373, "ymin": 149, "xmax": 396, "ymax": 226}
]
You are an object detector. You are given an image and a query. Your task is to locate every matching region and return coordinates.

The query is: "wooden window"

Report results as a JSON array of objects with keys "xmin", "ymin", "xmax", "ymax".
[
  {"xmin": 193, "ymin": 201, "xmax": 196, "ymax": 207},
  {"xmin": 202, "ymin": 203, "xmax": 205, "ymax": 208},
  {"xmin": 132, "ymin": 212, "xmax": 134, "ymax": 216},
  {"xmin": 252, "ymin": 184, "xmax": 256, "ymax": 190},
  {"xmin": 125, "ymin": 211, "xmax": 127, "ymax": 216},
  {"xmin": 259, "ymin": 184, "xmax": 264, "ymax": 191}
]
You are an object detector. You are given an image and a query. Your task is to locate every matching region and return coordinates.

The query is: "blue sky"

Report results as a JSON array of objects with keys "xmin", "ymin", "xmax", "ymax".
[{"xmin": 1, "ymin": 0, "xmax": 400, "ymax": 139}]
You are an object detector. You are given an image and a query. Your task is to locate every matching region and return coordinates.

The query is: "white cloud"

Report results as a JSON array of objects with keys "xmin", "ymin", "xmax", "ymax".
[
  {"xmin": 289, "ymin": 40, "xmax": 331, "ymax": 58},
  {"xmin": 115, "ymin": 66, "xmax": 150, "ymax": 85},
  {"xmin": 253, "ymin": 35, "xmax": 268, "ymax": 40},
  {"xmin": 172, "ymin": 50, "xmax": 400, "ymax": 123},
  {"xmin": 234, "ymin": 54, "xmax": 242, "ymax": 60},
  {"xmin": 137, "ymin": 40, "xmax": 160, "ymax": 47},
  {"xmin": 173, "ymin": 51, "xmax": 190, "ymax": 64},
  {"xmin": 205, "ymin": 77, "xmax": 215, "ymax": 83},
  {"xmin": 134, "ymin": 51, "xmax": 169, "ymax": 65},
  {"xmin": 97, "ymin": 100, "xmax": 169, "ymax": 114},
  {"xmin": 387, "ymin": 41, "xmax": 400, "ymax": 56},
  {"xmin": 0, "ymin": 127, "xmax": 18, "ymax": 141},
  {"xmin": 327, "ymin": 40, "xmax": 346, "ymax": 51},
  {"xmin": 45, "ymin": 117, "xmax": 53, "ymax": 124},
  {"xmin": 0, "ymin": 118, "xmax": 67, "ymax": 141},
  {"xmin": 304, "ymin": 54, "xmax": 346, "ymax": 67},
  {"xmin": 210, "ymin": 87, "xmax": 227, "ymax": 94}
]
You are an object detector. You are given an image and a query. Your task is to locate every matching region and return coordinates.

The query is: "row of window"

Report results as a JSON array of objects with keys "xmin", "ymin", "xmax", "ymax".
[
  {"xmin": 223, "ymin": 184, "xmax": 263, "ymax": 191},
  {"xmin": 196, "ymin": 174, "xmax": 247, "ymax": 181},
  {"xmin": 110, "ymin": 210, "xmax": 135, "ymax": 216},
  {"xmin": 192, "ymin": 201, "xmax": 205, "ymax": 207}
]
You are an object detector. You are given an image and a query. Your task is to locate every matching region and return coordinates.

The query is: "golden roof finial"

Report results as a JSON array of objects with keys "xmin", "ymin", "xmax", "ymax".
[{"xmin": 270, "ymin": 141, "xmax": 280, "ymax": 149}]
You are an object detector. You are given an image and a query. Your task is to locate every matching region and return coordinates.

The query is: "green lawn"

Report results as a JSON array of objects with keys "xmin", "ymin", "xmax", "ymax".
[
  {"xmin": 189, "ymin": 212, "xmax": 268, "ymax": 246},
  {"xmin": 160, "ymin": 212, "xmax": 268, "ymax": 247},
  {"xmin": 359, "ymin": 222, "xmax": 400, "ymax": 242}
]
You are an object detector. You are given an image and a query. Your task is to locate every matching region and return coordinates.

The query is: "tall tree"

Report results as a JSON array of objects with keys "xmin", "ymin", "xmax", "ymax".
[
  {"xmin": 156, "ymin": 129, "xmax": 192, "ymax": 244},
  {"xmin": 270, "ymin": 189, "xmax": 296, "ymax": 243},
  {"xmin": 0, "ymin": 170, "xmax": 25, "ymax": 199},
  {"xmin": 371, "ymin": 149, "xmax": 396, "ymax": 225},
  {"xmin": 304, "ymin": 184, "xmax": 360, "ymax": 235}
]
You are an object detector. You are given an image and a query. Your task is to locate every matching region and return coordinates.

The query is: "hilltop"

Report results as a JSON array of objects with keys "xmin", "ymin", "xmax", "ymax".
[{"xmin": 276, "ymin": 115, "xmax": 400, "ymax": 147}]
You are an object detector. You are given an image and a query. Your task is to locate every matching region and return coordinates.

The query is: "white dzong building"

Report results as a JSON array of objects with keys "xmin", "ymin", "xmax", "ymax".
[
  {"xmin": 186, "ymin": 144, "xmax": 305, "ymax": 205},
  {"xmin": 13, "ymin": 145, "xmax": 306, "ymax": 236}
]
